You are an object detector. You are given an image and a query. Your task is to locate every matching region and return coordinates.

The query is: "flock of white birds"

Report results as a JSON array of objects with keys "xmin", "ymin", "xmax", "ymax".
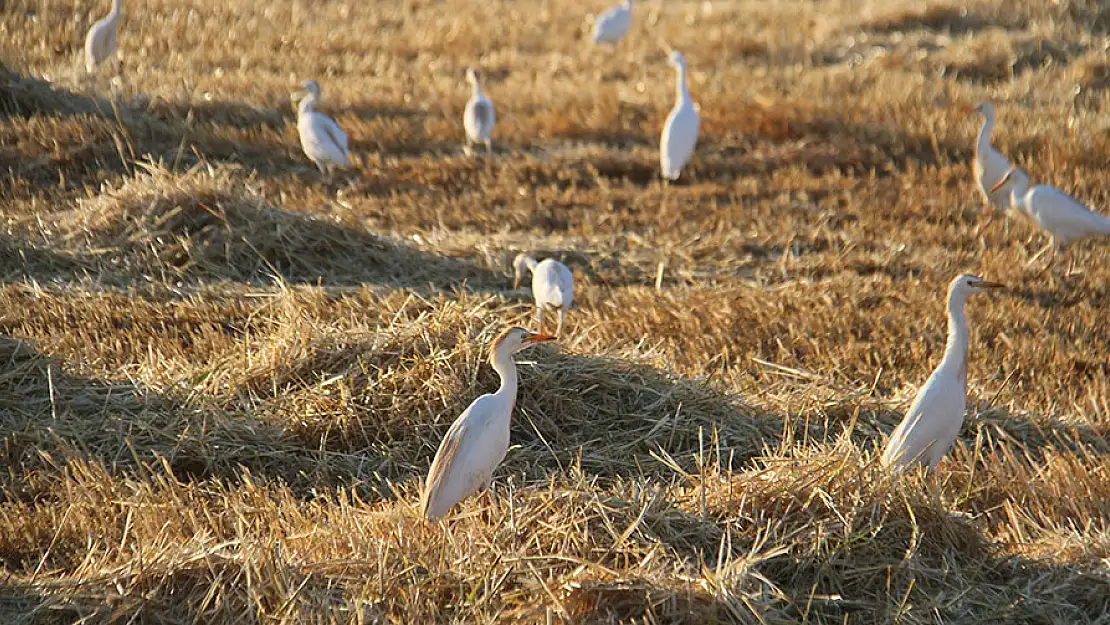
[{"xmin": 77, "ymin": 0, "xmax": 1110, "ymax": 520}]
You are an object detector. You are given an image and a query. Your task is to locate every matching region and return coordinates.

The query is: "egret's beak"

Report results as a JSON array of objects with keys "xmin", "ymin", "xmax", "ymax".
[
  {"xmin": 989, "ymin": 167, "xmax": 1016, "ymax": 194},
  {"xmin": 971, "ymin": 279, "xmax": 1005, "ymax": 290},
  {"xmin": 959, "ymin": 104, "xmax": 977, "ymax": 116},
  {"xmin": 512, "ymin": 275, "xmax": 521, "ymax": 289},
  {"xmin": 525, "ymin": 333, "xmax": 557, "ymax": 344}
]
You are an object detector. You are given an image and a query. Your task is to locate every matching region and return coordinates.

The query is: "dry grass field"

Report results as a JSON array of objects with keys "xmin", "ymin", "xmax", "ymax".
[{"xmin": 3, "ymin": 0, "xmax": 1110, "ymax": 621}]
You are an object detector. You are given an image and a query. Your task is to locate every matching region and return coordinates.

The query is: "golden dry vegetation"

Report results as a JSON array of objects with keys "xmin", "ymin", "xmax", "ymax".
[{"xmin": 3, "ymin": 0, "xmax": 1110, "ymax": 621}]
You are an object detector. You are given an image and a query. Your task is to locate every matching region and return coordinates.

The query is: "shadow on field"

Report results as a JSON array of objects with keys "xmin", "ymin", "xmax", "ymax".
[
  {"xmin": 11, "ymin": 170, "xmax": 503, "ymax": 290},
  {"xmin": 859, "ymin": 6, "xmax": 1018, "ymax": 35},
  {"xmin": 0, "ymin": 235, "xmax": 91, "ymax": 283},
  {"xmin": 232, "ymin": 338, "xmax": 778, "ymax": 492},
  {"xmin": 0, "ymin": 336, "xmax": 322, "ymax": 496},
  {"xmin": 0, "ymin": 66, "xmax": 307, "ymax": 193}
]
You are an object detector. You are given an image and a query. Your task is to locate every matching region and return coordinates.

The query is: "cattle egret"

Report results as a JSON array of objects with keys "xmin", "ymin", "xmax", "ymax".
[
  {"xmin": 513, "ymin": 254, "xmax": 575, "ymax": 336},
  {"xmin": 991, "ymin": 166, "xmax": 1110, "ymax": 271},
  {"xmin": 463, "ymin": 68, "xmax": 495, "ymax": 154},
  {"xmin": 881, "ymin": 274, "xmax": 1003, "ymax": 471},
  {"xmin": 592, "ymin": 0, "xmax": 633, "ymax": 46},
  {"xmin": 965, "ymin": 103, "xmax": 1018, "ymax": 213},
  {"xmin": 660, "ymin": 51, "xmax": 699, "ymax": 181},
  {"xmin": 421, "ymin": 327, "xmax": 556, "ymax": 521},
  {"xmin": 84, "ymin": 0, "xmax": 122, "ymax": 74},
  {"xmin": 294, "ymin": 80, "xmax": 350, "ymax": 176}
]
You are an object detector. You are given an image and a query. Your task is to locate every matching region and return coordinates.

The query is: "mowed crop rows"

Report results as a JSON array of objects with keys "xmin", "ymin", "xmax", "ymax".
[{"xmin": 3, "ymin": 0, "xmax": 1110, "ymax": 622}]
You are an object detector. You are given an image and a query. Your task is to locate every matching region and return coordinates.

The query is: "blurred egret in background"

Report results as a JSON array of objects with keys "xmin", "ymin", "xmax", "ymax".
[
  {"xmin": 85, "ymin": 0, "xmax": 122, "ymax": 73},
  {"xmin": 660, "ymin": 51, "xmax": 699, "ymax": 181},
  {"xmin": 464, "ymin": 68, "xmax": 496, "ymax": 154},
  {"xmin": 514, "ymin": 254, "xmax": 575, "ymax": 336},
  {"xmin": 294, "ymin": 80, "xmax": 350, "ymax": 176}
]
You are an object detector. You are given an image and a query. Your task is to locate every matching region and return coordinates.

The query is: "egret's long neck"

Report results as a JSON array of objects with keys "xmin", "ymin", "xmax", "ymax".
[
  {"xmin": 298, "ymin": 94, "xmax": 317, "ymax": 117},
  {"xmin": 110, "ymin": 0, "xmax": 122, "ymax": 17},
  {"xmin": 674, "ymin": 64, "xmax": 690, "ymax": 104},
  {"xmin": 490, "ymin": 346, "xmax": 519, "ymax": 405},
  {"xmin": 524, "ymin": 256, "xmax": 538, "ymax": 271},
  {"xmin": 975, "ymin": 110, "xmax": 995, "ymax": 154},
  {"xmin": 470, "ymin": 80, "xmax": 484, "ymax": 99},
  {"xmin": 940, "ymin": 294, "xmax": 970, "ymax": 386}
]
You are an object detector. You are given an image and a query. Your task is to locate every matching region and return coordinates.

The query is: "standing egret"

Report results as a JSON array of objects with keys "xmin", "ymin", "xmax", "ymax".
[
  {"xmin": 881, "ymin": 274, "xmax": 1004, "ymax": 472},
  {"xmin": 463, "ymin": 68, "xmax": 495, "ymax": 154},
  {"xmin": 513, "ymin": 254, "xmax": 575, "ymax": 336},
  {"xmin": 592, "ymin": 0, "xmax": 633, "ymax": 46},
  {"xmin": 660, "ymin": 51, "xmax": 699, "ymax": 181},
  {"xmin": 421, "ymin": 327, "xmax": 556, "ymax": 521},
  {"xmin": 84, "ymin": 0, "xmax": 122, "ymax": 74},
  {"xmin": 991, "ymin": 166, "xmax": 1110, "ymax": 272},
  {"xmin": 964, "ymin": 103, "xmax": 1018, "ymax": 213},
  {"xmin": 294, "ymin": 80, "xmax": 350, "ymax": 176}
]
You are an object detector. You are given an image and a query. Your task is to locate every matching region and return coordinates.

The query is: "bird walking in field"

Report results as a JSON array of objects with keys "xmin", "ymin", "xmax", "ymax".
[
  {"xmin": 294, "ymin": 80, "xmax": 350, "ymax": 176},
  {"xmin": 592, "ymin": 0, "xmax": 633, "ymax": 46},
  {"xmin": 991, "ymin": 166, "xmax": 1110, "ymax": 273},
  {"xmin": 881, "ymin": 274, "xmax": 1004, "ymax": 472},
  {"xmin": 513, "ymin": 254, "xmax": 575, "ymax": 336},
  {"xmin": 84, "ymin": 0, "xmax": 122, "ymax": 74},
  {"xmin": 660, "ymin": 51, "xmax": 699, "ymax": 181},
  {"xmin": 965, "ymin": 103, "xmax": 1018, "ymax": 213},
  {"xmin": 463, "ymin": 68, "xmax": 495, "ymax": 155},
  {"xmin": 421, "ymin": 327, "xmax": 556, "ymax": 521}
]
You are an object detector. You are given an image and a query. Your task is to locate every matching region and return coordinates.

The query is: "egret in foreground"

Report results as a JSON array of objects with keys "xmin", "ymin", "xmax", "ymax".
[
  {"xmin": 294, "ymin": 80, "xmax": 350, "ymax": 176},
  {"xmin": 592, "ymin": 0, "xmax": 633, "ymax": 46},
  {"xmin": 965, "ymin": 102, "xmax": 1018, "ymax": 213},
  {"xmin": 660, "ymin": 50, "xmax": 699, "ymax": 181},
  {"xmin": 513, "ymin": 254, "xmax": 574, "ymax": 336},
  {"xmin": 991, "ymin": 166, "xmax": 1110, "ymax": 272},
  {"xmin": 881, "ymin": 274, "xmax": 1004, "ymax": 472},
  {"xmin": 421, "ymin": 327, "xmax": 556, "ymax": 521},
  {"xmin": 463, "ymin": 68, "xmax": 495, "ymax": 154},
  {"xmin": 84, "ymin": 0, "xmax": 122, "ymax": 74}
]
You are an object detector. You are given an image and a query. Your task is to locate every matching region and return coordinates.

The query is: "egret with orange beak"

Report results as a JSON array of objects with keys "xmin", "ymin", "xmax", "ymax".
[
  {"xmin": 421, "ymin": 327, "xmax": 556, "ymax": 520},
  {"xmin": 881, "ymin": 274, "xmax": 1004, "ymax": 471},
  {"xmin": 990, "ymin": 165, "xmax": 1110, "ymax": 272}
]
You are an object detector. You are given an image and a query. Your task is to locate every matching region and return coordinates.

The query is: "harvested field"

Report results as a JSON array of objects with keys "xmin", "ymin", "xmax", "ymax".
[{"xmin": 3, "ymin": 0, "xmax": 1110, "ymax": 622}]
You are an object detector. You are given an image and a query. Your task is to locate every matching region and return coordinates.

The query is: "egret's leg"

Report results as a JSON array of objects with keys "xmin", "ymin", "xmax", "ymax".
[
  {"xmin": 1025, "ymin": 242, "xmax": 1053, "ymax": 268},
  {"xmin": 536, "ymin": 306, "xmax": 545, "ymax": 333},
  {"xmin": 556, "ymin": 308, "xmax": 566, "ymax": 337},
  {"xmin": 484, "ymin": 138, "xmax": 492, "ymax": 153}
]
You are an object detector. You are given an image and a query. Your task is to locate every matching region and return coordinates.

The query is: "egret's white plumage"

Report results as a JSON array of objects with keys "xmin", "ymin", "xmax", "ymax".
[
  {"xmin": 592, "ymin": 0, "xmax": 633, "ymax": 46},
  {"xmin": 421, "ymin": 327, "xmax": 556, "ymax": 521},
  {"xmin": 967, "ymin": 103, "xmax": 1018, "ymax": 212},
  {"xmin": 463, "ymin": 68, "xmax": 495, "ymax": 153},
  {"xmin": 992, "ymin": 166, "xmax": 1110, "ymax": 249},
  {"xmin": 514, "ymin": 254, "xmax": 575, "ymax": 336},
  {"xmin": 295, "ymin": 80, "xmax": 349, "ymax": 175},
  {"xmin": 881, "ymin": 274, "xmax": 1003, "ymax": 472},
  {"xmin": 660, "ymin": 51, "xmax": 699, "ymax": 181},
  {"xmin": 84, "ymin": 0, "xmax": 122, "ymax": 74}
]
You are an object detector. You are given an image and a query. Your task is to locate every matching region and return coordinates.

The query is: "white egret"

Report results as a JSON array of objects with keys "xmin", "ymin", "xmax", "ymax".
[
  {"xmin": 421, "ymin": 327, "xmax": 556, "ymax": 521},
  {"xmin": 660, "ymin": 50, "xmax": 699, "ymax": 181},
  {"xmin": 881, "ymin": 274, "xmax": 1003, "ymax": 472},
  {"xmin": 991, "ymin": 166, "xmax": 1110, "ymax": 271},
  {"xmin": 463, "ymin": 68, "xmax": 495, "ymax": 154},
  {"xmin": 294, "ymin": 80, "xmax": 350, "ymax": 176},
  {"xmin": 964, "ymin": 103, "xmax": 1018, "ymax": 213},
  {"xmin": 84, "ymin": 0, "xmax": 122, "ymax": 74},
  {"xmin": 513, "ymin": 254, "xmax": 575, "ymax": 336},
  {"xmin": 592, "ymin": 0, "xmax": 633, "ymax": 46}
]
